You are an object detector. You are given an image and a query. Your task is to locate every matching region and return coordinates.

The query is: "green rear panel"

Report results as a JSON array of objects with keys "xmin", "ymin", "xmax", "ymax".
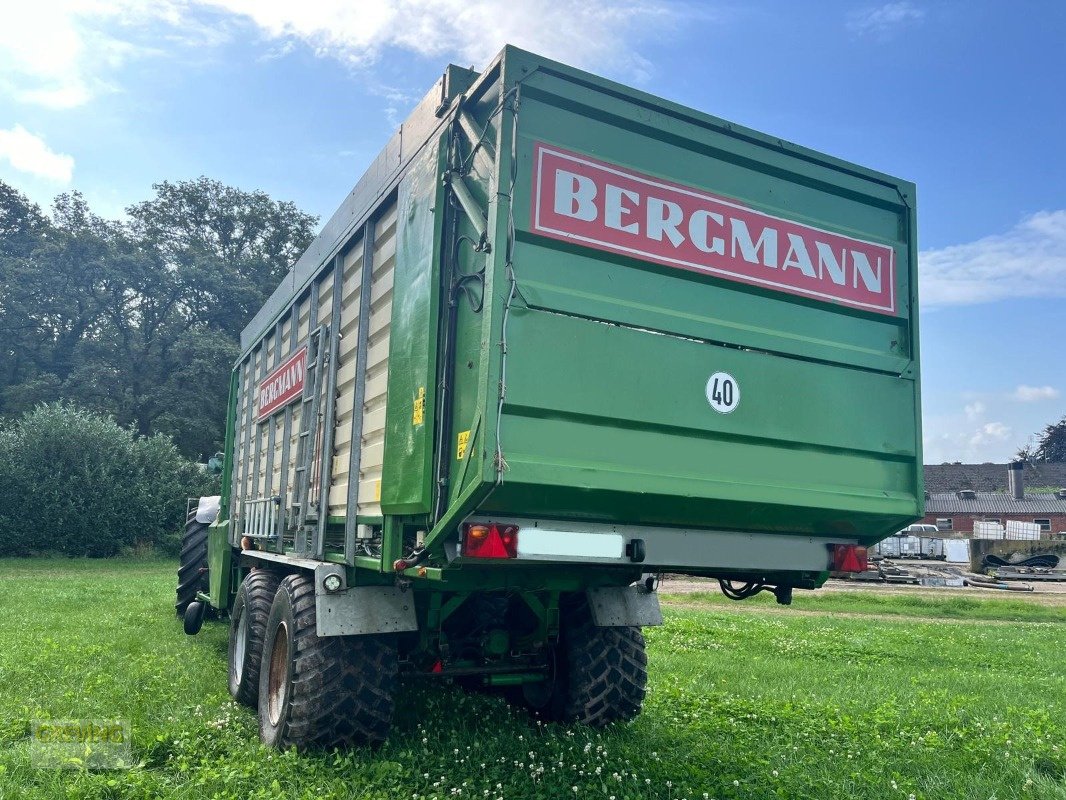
[
  {"xmin": 469, "ymin": 49, "xmax": 921, "ymax": 543},
  {"xmin": 381, "ymin": 139, "xmax": 446, "ymax": 514}
]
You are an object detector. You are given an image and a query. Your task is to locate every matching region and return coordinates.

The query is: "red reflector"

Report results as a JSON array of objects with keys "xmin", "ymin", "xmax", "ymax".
[
  {"xmin": 832, "ymin": 544, "xmax": 868, "ymax": 573},
  {"xmin": 463, "ymin": 523, "xmax": 519, "ymax": 559}
]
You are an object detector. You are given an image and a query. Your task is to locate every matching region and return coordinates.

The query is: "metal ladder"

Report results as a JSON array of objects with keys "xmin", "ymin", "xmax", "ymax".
[{"xmin": 291, "ymin": 324, "xmax": 328, "ymax": 541}]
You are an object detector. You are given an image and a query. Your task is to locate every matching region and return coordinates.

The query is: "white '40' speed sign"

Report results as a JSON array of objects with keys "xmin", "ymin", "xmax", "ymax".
[{"xmin": 706, "ymin": 372, "xmax": 740, "ymax": 414}]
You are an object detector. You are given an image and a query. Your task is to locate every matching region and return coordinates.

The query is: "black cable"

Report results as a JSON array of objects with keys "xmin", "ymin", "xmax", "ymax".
[
  {"xmin": 451, "ymin": 234, "xmax": 485, "ymax": 312},
  {"xmin": 719, "ymin": 579, "xmax": 767, "ymax": 601}
]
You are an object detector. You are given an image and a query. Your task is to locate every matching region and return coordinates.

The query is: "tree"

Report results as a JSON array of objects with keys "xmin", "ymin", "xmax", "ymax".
[
  {"xmin": 0, "ymin": 177, "xmax": 319, "ymax": 459},
  {"xmin": 0, "ymin": 190, "xmax": 112, "ymax": 408},
  {"xmin": 1027, "ymin": 416, "xmax": 1066, "ymax": 462},
  {"xmin": 0, "ymin": 183, "xmax": 53, "ymax": 391},
  {"xmin": 126, "ymin": 177, "xmax": 318, "ymax": 338},
  {"xmin": 0, "ymin": 181, "xmax": 51, "ymax": 259}
]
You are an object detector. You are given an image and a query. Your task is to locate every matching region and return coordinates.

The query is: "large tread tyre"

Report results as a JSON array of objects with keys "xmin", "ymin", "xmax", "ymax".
[
  {"xmin": 228, "ymin": 570, "xmax": 282, "ymax": 707},
  {"xmin": 522, "ymin": 595, "xmax": 648, "ymax": 726},
  {"xmin": 258, "ymin": 574, "xmax": 398, "ymax": 750},
  {"xmin": 175, "ymin": 512, "xmax": 209, "ymax": 616}
]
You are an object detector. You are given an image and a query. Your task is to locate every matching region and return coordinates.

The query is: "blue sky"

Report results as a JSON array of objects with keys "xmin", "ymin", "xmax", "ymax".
[{"xmin": 1, "ymin": 0, "xmax": 1063, "ymax": 464}]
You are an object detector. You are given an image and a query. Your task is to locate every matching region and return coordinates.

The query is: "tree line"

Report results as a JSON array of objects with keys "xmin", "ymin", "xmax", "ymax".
[{"xmin": 0, "ymin": 178, "xmax": 318, "ymax": 459}]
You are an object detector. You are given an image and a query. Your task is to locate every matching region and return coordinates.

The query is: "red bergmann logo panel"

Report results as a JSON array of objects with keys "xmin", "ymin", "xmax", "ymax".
[
  {"xmin": 530, "ymin": 143, "xmax": 897, "ymax": 315},
  {"xmin": 256, "ymin": 346, "xmax": 307, "ymax": 422}
]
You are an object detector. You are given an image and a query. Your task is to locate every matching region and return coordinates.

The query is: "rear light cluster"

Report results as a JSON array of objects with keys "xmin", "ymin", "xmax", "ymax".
[
  {"xmin": 463, "ymin": 523, "xmax": 519, "ymax": 559},
  {"xmin": 831, "ymin": 543, "xmax": 868, "ymax": 573}
]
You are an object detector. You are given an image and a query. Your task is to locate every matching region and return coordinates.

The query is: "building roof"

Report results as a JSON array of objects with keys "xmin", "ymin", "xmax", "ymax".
[
  {"xmin": 925, "ymin": 492, "xmax": 1066, "ymax": 515},
  {"xmin": 924, "ymin": 463, "xmax": 1066, "ymax": 493}
]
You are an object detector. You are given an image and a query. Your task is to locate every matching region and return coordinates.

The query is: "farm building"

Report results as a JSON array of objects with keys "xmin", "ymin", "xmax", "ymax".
[{"xmin": 920, "ymin": 462, "xmax": 1066, "ymax": 535}]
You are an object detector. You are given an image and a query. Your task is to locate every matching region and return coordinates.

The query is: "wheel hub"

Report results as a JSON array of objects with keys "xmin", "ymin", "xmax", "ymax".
[
  {"xmin": 234, "ymin": 606, "xmax": 249, "ymax": 684},
  {"xmin": 267, "ymin": 621, "xmax": 289, "ymax": 726}
]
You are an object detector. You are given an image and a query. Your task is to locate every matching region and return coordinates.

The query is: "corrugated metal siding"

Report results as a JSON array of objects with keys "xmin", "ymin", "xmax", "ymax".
[
  {"xmin": 328, "ymin": 233, "xmax": 366, "ymax": 514},
  {"xmin": 284, "ymin": 292, "xmax": 312, "ymax": 504},
  {"xmin": 231, "ymin": 196, "xmax": 397, "ymax": 532},
  {"xmin": 253, "ymin": 330, "xmax": 277, "ymax": 498},
  {"xmin": 231, "ymin": 358, "xmax": 251, "ymax": 521},
  {"xmin": 356, "ymin": 202, "xmax": 397, "ymax": 517},
  {"xmin": 269, "ymin": 314, "xmax": 294, "ymax": 496},
  {"xmin": 243, "ymin": 346, "xmax": 263, "ymax": 501},
  {"xmin": 925, "ymin": 492, "xmax": 1066, "ymax": 515}
]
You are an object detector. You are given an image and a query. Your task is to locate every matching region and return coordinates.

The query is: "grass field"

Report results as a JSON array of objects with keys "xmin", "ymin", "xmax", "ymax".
[{"xmin": 1, "ymin": 559, "xmax": 1064, "ymax": 800}]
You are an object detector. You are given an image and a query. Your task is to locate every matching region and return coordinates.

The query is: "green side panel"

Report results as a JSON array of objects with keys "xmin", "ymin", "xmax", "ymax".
[
  {"xmin": 468, "ymin": 48, "xmax": 921, "ymax": 542},
  {"xmin": 381, "ymin": 139, "xmax": 445, "ymax": 514},
  {"xmin": 207, "ymin": 521, "xmax": 232, "ymax": 609}
]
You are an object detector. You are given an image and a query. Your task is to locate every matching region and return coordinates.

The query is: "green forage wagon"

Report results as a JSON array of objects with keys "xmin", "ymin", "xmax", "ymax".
[{"xmin": 177, "ymin": 45, "xmax": 923, "ymax": 749}]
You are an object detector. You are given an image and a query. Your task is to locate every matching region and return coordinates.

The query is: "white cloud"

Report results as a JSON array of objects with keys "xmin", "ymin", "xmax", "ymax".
[
  {"xmin": 964, "ymin": 401, "xmax": 985, "ymax": 421},
  {"xmin": 193, "ymin": 0, "xmax": 679, "ymax": 80},
  {"xmin": 0, "ymin": 1, "xmax": 681, "ymax": 109},
  {"xmin": 0, "ymin": 1, "xmax": 209, "ymax": 108},
  {"xmin": 0, "ymin": 125, "xmax": 74, "ymax": 182},
  {"xmin": 924, "ymin": 413, "xmax": 1020, "ymax": 464},
  {"xmin": 919, "ymin": 210, "xmax": 1066, "ymax": 307},
  {"xmin": 1012, "ymin": 385, "xmax": 1060, "ymax": 403},
  {"xmin": 973, "ymin": 421, "xmax": 1010, "ymax": 443},
  {"xmin": 848, "ymin": 2, "xmax": 924, "ymax": 37}
]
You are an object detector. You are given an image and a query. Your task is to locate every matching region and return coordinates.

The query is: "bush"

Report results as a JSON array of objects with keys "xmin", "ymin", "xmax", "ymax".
[{"xmin": 0, "ymin": 403, "xmax": 219, "ymax": 557}]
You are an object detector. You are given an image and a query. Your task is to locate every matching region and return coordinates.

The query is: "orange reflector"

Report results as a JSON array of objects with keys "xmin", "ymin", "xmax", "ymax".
[
  {"xmin": 832, "ymin": 544, "xmax": 868, "ymax": 573},
  {"xmin": 463, "ymin": 523, "xmax": 519, "ymax": 559},
  {"xmin": 467, "ymin": 524, "xmax": 490, "ymax": 541}
]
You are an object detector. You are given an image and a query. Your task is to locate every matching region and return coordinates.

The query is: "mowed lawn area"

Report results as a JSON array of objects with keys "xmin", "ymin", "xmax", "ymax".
[{"xmin": 1, "ymin": 560, "xmax": 1064, "ymax": 800}]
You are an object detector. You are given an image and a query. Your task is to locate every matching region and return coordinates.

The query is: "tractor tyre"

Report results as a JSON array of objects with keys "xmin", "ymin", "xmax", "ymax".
[
  {"xmin": 258, "ymin": 573, "xmax": 398, "ymax": 750},
  {"xmin": 520, "ymin": 595, "xmax": 647, "ymax": 726},
  {"xmin": 176, "ymin": 511, "xmax": 210, "ymax": 616},
  {"xmin": 228, "ymin": 569, "xmax": 282, "ymax": 707}
]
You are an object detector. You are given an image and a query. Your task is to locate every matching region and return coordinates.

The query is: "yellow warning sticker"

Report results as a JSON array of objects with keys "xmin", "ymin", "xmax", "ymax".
[
  {"xmin": 456, "ymin": 429, "xmax": 471, "ymax": 460},
  {"xmin": 412, "ymin": 386, "xmax": 425, "ymax": 425}
]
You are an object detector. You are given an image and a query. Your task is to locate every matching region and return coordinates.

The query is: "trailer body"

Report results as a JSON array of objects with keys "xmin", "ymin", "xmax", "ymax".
[{"xmin": 185, "ymin": 46, "xmax": 923, "ymax": 747}]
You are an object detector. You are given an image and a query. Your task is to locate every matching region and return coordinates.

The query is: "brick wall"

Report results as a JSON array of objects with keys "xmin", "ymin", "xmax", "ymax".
[{"xmin": 918, "ymin": 513, "xmax": 1066, "ymax": 535}]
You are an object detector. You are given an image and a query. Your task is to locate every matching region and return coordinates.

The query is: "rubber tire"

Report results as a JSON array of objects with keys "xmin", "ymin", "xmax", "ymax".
[
  {"xmin": 228, "ymin": 570, "xmax": 282, "ymax": 707},
  {"xmin": 183, "ymin": 601, "xmax": 206, "ymax": 635},
  {"xmin": 176, "ymin": 512, "xmax": 209, "ymax": 616},
  {"xmin": 522, "ymin": 595, "xmax": 648, "ymax": 726},
  {"xmin": 258, "ymin": 574, "xmax": 398, "ymax": 750}
]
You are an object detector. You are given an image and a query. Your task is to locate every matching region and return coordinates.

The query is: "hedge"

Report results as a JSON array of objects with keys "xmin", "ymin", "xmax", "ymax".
[{"xmin": 0, "ymin": 403, "xmax": 219, "ymax": 557}]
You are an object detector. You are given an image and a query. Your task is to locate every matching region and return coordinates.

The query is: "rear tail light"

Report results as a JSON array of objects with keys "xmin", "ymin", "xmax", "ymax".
[
  {"xmin": 463, "ymin": 523, "xmax": 519, "ymax": 559},
  {"xmin": 831, "ymin": 544, "xmax": 868, "ymax": 573}
]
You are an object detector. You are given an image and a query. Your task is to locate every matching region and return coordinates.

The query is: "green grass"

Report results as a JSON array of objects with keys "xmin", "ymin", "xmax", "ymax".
[
  {"xmin": 662, "ymin": 587, "xmax": 1066, "ymax": 623},
  {"xmin": 0, "ymin": 559, "xmax": 1063, "ymax": 800}
]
